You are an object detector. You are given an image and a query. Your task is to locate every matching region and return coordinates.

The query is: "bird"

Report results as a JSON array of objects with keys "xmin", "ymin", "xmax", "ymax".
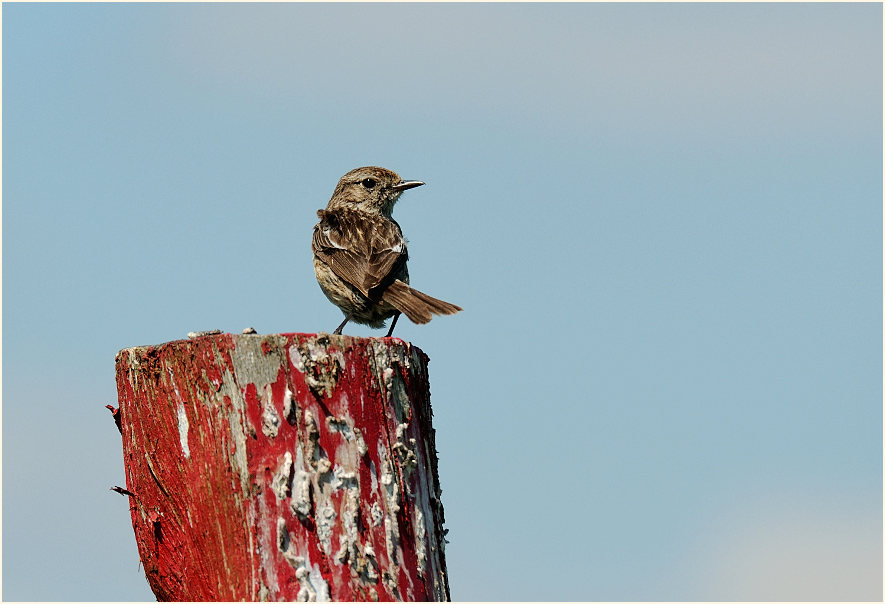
[{"xmin": 312, "ymin": 166, "xmax": 462, "ymax": 337}]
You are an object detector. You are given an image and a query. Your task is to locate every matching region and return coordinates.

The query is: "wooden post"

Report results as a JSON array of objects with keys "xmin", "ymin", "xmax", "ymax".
[{"xmin": 114, "ymin": 332, "xmax": 449, "ymax": 601}]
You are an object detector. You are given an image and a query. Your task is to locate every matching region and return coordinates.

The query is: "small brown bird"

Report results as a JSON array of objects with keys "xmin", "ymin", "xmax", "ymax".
[{"xmin": 312, "ymin": 166, "xmax": 462, "ymax": 337}]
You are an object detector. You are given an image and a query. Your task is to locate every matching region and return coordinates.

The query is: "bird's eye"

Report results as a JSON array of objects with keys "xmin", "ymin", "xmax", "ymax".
[{"xmin": 361, "ymin": 178, "xmax": 377, "ymax": 189}]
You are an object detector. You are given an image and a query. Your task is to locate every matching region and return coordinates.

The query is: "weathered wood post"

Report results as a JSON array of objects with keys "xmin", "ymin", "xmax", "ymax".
[{"xmin": 113, "ymin": 332, "xmax": 449, "ymax": 601}]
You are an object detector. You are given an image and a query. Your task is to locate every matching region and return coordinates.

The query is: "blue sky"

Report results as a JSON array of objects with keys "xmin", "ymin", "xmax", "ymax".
[{"xmin": 2, "ymin": 3, "xmax": 882, "ymax": 601}]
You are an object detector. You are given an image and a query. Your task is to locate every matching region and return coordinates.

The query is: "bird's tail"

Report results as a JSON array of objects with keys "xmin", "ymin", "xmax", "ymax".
[{"xmin": 381, "ymin": 280, "xmax": 462, "ymax": 325}]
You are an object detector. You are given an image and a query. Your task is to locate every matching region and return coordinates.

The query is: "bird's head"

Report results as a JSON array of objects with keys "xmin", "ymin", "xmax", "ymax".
[{"xmin": 328, "ymin": 166, "xmax": 424, "ymax": 216}]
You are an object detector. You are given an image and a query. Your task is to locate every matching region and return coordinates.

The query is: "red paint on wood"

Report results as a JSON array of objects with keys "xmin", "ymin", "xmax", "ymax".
[
  {"xmin": 115, "ymin": 333, "xmax": 449, "ymax": 601},
  {"xmin": 106, "ymin": 404, "xmax": 122, "ymax": 434}
]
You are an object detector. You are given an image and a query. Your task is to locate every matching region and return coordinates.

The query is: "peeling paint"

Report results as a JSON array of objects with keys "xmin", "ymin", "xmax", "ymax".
[
  {"xmin": 300, "ymin": 562, "xmax": 331, "ymax": 602},
  {"xmin": 370, "ymin": 502, "xmax": 383, "ymax": 527},
  {"xmin": 290, "ymin": 337, "xmax": 345, "ymax": 398},
  {"xmin": 278, "ymin": 519, "xmax": 330, "ymax": 602},
  {"xmin": 316, "ymin": 500, "xmax": 336, "ymax": 554},
  {"xmin": 277, "ymin": 517, "xmax": 302, "ymax": 568},
  {"xmin": 415, "ymin": 507, "xmax": 427, "ymax": 575},
  {"xmin": 115, "ymin": 333, "xmax": 449, "ymax": 601},
  {"xmin": 231, "ymin": 334, "xmax": 282, "ymax": 392},
  {"xmin": 354, "ymin": 427, "xmax": 368, "ymax": 456},
  {"xmin": 326, "ymin": 413, "xmax": 355, "ymax": 440},
  {"xmin": 176, "ymin": 403, "xmax": 190, "ymax": 459},
  {"xmin": 378, "ymin": 443, "xmax": 401, "ymax": 515},
  {"xmin": 256, "ymin": 494, "xmax": 279, "ymax": 597},
  {"xmin": 303, "ymin": 410, "xmax": 321, "ymax": 469},
  {"xmin": 283, "ymin": 387, "xmax": 298, "ymax": 425},
  {"xmin": 261, "ymin": 389, "xmax": 281, "ymax": 438},
  {"xmin": 290, "ymin": 468, "xmax": 312, "ymax": 518},
  {"xmin": 218, "ymin": 368, "xmax": 252, "ymax": 494},
  {"xmin": 272, "ymin": 452, "xmax": 293, "ymax": 500}
]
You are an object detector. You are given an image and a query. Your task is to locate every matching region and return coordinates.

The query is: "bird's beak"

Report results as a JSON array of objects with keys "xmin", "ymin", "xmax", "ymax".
[{"xmin": 391, "ymin": 180, "xmax": 425, "ymax": 192}]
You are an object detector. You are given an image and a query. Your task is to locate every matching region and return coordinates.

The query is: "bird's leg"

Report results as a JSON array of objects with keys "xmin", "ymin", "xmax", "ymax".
[
  {"xmin": 333, "ymin": 313, "xmax": 352, "ymax": 335},
  {"xmin": 385, "ymin": 312, "xmax": 401, "ymax": 338}
]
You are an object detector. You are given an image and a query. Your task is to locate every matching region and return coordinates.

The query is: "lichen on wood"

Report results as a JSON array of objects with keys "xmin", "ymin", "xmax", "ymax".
[{"xmin": 115, "ymin": 332, "xmax": 449, "ymax": 601}]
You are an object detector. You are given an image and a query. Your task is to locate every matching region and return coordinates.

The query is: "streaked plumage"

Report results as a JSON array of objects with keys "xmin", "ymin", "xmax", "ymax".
[{"xmin": 312, "ymin": 166, "xmax": 461, "ymax": 336}]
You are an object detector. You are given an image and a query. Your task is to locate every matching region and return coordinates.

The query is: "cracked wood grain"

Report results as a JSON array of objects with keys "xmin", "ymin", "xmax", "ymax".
[{"xmin": 115, "ymin": 332, "xmax": 449, "ymax": 601}]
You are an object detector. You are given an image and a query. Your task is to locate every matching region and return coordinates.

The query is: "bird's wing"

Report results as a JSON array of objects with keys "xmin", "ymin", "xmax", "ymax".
[
  {"xmin": 364, "ymin": 225, "xmax": 408, "ymax": 298},
  {"xmin": 312, "ymin": 209, "xmax": 406, "ymax": 298}
]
